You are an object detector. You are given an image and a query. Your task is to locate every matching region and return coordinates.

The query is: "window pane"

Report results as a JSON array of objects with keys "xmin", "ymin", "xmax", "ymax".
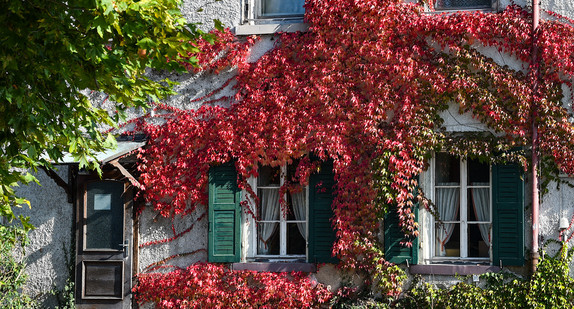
[
  {"xmin": 435, "ymin": 187, "xmax": 460, "ymax": 221},
  {"xmin": 287, "ymin": 223, "xmax": 306, "ymax": 255},
  {"xmin": 85, "ymin": 181, "xmax": 124, "ymax": 250},
  {"xmin": 435, "ymin": 223, "xmax": 460, "ymax": 257},
  {"xmin": 435, "ymin": 153, "xmax": 460, "ymax": 184},
  {"xmin": 257, "ymin": 187, "xmax": 280, "ymax": 220},
  {"xmin": 262, "ymin": 0, "xmax": 304, "ymax": 16},
  {"xmin": 288, "ymin": 189, "xmax": 306, "ymax": 221},
  {"xmin": 468, "ymin": 188, "xmax": 490, "ymax": 222},
  {"xmin": 257, "ymin": 223, "xmax": 279, "ymax": 255},
  {"xmin": 468, "ymin": 224, "xmax": 490, "ymax": 258},
  {"xmin": 258, "ymin": 165, "xmax": 280, "ymax": 186},
  {"xmin": 435, "ymin": 0, "xmax": 490, "ymax": 8},
  {"xmin": 467, "ymin": 159, "xmax": 489, "ymax": 184}
]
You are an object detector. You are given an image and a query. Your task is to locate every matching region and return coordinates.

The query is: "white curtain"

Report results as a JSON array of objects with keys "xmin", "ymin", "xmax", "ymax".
[
  {"xmin": 436, "ymin": 183, "xmax": 460, "ymax": 256},
  {"xmin": 471, "ymin": 183, "xmax": 490, "ymax": 247},
  {"xmin": 258, "ymin": 188, "xmax": 280, "ymax": 254},
  {"xmin": 262, "ymin": 0, "xmax": 304, "ymax": 15},
  {"xmin": 291, "ymin": 190, "xmax": 307, "ymax": 240}
]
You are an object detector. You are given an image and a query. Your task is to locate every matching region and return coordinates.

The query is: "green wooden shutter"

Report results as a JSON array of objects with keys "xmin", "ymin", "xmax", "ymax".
[
  {"xmin": 384, "ymin": 203, "xmax": 419, "ymax": 265},
  {"xmin": 308, "ymin": 161, "xmax": 338, "ymax": 264},
  {"xmin": 492, "ymin": 163, "xmax": 524, "ymax": 266},
  {"xmin": 208, "ymin": 163, "xmax": 241, "ymax": 263}
]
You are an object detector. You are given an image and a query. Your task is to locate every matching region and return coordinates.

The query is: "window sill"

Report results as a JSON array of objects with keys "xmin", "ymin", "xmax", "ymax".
[
  {"xmin": 232, "ymin": 262, "xmax": 316, "ymax": 273},
  {"xmin": 410, "ymin": 264, "xmax": 500, "ymax": 275},
  {"xmin": 234, "ymin": 23, "xmax": 309, "ymax": 36}
]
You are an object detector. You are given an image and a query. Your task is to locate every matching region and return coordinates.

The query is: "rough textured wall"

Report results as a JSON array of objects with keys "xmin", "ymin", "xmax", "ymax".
[
  {"xmin": 138, "ymin": 205, "xmax": 208, "ymax": 272},
  {"xmin": 13, "ymin": 166, "xmax": 73, "ymax": 308}
]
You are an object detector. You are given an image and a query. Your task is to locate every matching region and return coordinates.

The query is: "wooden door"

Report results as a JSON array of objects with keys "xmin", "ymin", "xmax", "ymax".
[{"xmin": 76, "ymin": 178, "xmax": 133, "ymax": 309}]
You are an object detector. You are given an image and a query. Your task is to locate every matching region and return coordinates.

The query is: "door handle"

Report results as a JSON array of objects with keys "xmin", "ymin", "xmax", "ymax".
[{"xmin": 119, "ymin": 240, "xmax": 129, "ymax": 259}]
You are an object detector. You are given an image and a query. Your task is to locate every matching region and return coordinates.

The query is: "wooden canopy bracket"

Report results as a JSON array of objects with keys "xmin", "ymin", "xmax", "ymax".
[{"xmin": 109, "ymin": 159, "xmax": 142, "ymax": 189}]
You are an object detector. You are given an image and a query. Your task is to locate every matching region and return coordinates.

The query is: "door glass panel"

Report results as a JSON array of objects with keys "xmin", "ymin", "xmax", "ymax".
[{"xmin": 86, "ymin": 181, "xmax": 124, "ymax": 250}]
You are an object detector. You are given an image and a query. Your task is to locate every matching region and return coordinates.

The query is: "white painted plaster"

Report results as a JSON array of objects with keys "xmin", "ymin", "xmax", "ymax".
[{"xmin": 13, "ymin": 166, "xmax": 72, "ymax": 307}]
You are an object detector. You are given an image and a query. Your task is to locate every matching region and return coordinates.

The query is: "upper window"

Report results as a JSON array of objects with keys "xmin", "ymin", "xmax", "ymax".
[
  {"xmin": 433, "ymin": 153, "xmax": 491, "ymax": 261},
  {"xmin": 435, "ymin": 0, "xmax": 491, "ymax": 10},
  {"xmin": 236, "ymin": 0, "xmax": 308, "ymax": 35},
  {"xmin": 259, "ymin": 0, "xmax": 305, "ymax": 18}
]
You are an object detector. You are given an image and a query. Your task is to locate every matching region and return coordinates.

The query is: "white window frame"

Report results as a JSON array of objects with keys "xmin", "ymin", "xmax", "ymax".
[
  {"xmin": 430, "ymin": 155, "xmax": 492, "ymax": 263},
  {"xmin": 244, "ymin": 165, "xmax": 308, "ymax": 261}
]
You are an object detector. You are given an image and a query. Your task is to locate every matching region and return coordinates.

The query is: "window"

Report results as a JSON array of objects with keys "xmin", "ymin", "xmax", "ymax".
[
  {"xmin": 385, "ymin": 154, "xmax": 525, "ymax": 268},
  {"xmin": 435, "ymin": 0, "xmax": 491, "ymax": 10},
  {"xmin": 254, "ymin": 165, "xmax": 306, "ymax": 259},
  {"xmin": 433, "ymin": 153, "xmax": 491, "ymax": 261},
  {"xmin": 236, "ymin": 0, "xmax": 308, "ymax": 35},
  {"xmin": 208, "ymin": 161, "xmax": 337, "ymax": 264},
  {"xmin": 258, "ymin": 0, "xmax": 305, "ymax": 18}
]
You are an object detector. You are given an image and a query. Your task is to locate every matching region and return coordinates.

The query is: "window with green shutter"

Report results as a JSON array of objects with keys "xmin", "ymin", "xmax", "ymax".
[
  {"xmin": 410, "ymin": 153, "xmax": 524, "ymax": 266},
  {"xmin": 208, "ymin": 160, "xmax": 338, "ymax": 265}
]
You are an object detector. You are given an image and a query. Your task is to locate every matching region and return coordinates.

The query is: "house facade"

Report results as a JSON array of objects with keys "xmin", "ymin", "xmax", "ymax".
[{"xmin": 12, "ymin": 0, "xmax": 574, "ymax": 308}]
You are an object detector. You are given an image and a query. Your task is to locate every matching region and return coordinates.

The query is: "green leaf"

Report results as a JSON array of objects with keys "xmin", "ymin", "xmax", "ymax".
[
  {"xmin": 214, "ymin": 19, "xmax": 224, "ymax": 32},
  {"xmin": 137, "ymin": 37, "xmax": 157, "ymax": 49}
]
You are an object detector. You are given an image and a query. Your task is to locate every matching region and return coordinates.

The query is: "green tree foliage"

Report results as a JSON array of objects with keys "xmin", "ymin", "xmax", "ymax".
[
  {"xmin": 0, "ymin": 0, "xmax": 206, "ymax": 224},
  {"xmin": 0, "ymin": 224, "xmax": 35, "ymax": 308},
  {"xmin": 0, "ymin": 0, "xmax": 207, "ymax": 302}
]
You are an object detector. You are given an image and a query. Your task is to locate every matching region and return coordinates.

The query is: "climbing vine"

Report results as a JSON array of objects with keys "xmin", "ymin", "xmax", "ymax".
[
  {"xmin": 133, "ymin": 263, "xmax": 333, "ymax": 308},
  {"xmin": 130, "ymin": 0, "xmax": 574, "ymax": 299}
]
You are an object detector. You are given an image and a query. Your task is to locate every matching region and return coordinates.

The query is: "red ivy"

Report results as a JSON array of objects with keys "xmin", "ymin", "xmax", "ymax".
[
  {"xmin": 128, "ymin": 0, "xmax": 574, "ymax": 297},
  {"xmin": 133, "ymin": 263, "xmax": 332, "ymax": 308}
]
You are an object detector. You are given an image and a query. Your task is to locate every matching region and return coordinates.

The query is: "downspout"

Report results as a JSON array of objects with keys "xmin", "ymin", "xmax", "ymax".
[{"xmin": 531, "ymin": 0, "xmax": 540, "ymax": 273}]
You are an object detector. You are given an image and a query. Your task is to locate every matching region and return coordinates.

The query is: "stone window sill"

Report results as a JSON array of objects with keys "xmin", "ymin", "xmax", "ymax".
[
  {"xmin": 232, "ymin": 262, "xmax": 316, "ymax": 272},
  {"xmin": 409, "ymin": 264, "xmax": 501, "ymax": 275}
]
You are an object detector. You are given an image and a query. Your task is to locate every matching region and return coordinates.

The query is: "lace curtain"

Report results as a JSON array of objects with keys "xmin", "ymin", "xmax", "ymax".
[
  {"xmin": 436, "ymin": 183, "xmax": 460, "ymax": 256},
  {"xmin": 471, "ymin": 183, "xmax": 490, "ymax": 247},
  {"xmin": 258, "ymin": 188, "xmax": 280, "ymax": 254},
  {"xmin": 291, "ymin": 190, "xmax": 307, "ymax": 240}
]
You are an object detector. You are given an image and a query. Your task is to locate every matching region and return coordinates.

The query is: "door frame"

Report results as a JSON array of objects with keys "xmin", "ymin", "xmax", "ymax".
[{"xmin": 75, "ymin": 171, "xmax": 134, "ymax": 308}]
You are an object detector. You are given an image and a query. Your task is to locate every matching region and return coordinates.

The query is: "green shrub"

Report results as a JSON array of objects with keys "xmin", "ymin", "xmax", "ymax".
[
  {"xmin": 391, "ymin": 244, "xmax": 574, "ymax": 308},
  {"xmin": 0, "ymin": 223, "xmax": 37, "ymax": 308}
]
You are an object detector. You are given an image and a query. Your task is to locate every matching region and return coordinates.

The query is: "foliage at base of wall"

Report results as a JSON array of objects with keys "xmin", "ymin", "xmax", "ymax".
[
  {"xmin": 391, "ymin": 244, "xmax": 574, "ymax": 308},
  {"xmin": 49, "ymin": 241, "xmax": 76, "ymax": 309},
  {"xmin": 133, "ymin": 263, "xmax": 333, "ymax": 308},
  {"xmin": 0, "ymin": 223, "xmax": 37, "ymax": 308}
]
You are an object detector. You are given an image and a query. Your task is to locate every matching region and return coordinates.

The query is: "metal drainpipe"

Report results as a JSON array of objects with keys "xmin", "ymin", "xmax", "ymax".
[{"xmin": 531, "ymin": 0, "xmax": 540, "ymax": 274}]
